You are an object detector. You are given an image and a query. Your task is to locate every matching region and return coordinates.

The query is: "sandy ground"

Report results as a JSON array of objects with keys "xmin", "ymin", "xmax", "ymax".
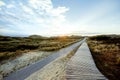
[
  {"xmin": 25, "ymin": 56, "xmax": 67, "ymax": 80},
  {"xmin": 0, "ymin": 51, "xmax": 53, "ymax": 78},
  {"xmin": 0, "ymin": 75, "xmax": 3, "ymax": 80},
  {"xmin": 25, "ymin": 47, "xmax": 79, "ymax": 80}
]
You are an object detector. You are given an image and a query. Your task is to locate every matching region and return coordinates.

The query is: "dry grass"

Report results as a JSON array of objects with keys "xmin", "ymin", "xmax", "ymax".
[
  {"xmin": 87, "ymin": 35, "xmax": 120, "ymax": 80},
  {"xmin": 0, "ymin": 35, "xmax": 82, "ymax": 63}
]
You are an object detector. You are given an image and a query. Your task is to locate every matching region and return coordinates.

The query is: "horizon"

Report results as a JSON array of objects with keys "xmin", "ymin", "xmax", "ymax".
[
  {"xmin": 0, "ymin": 0, "xmax": 120, "ymax": 36},
  {"xmin": 0, "ymin": 33, "xmax": 120, "ymax": 37}
]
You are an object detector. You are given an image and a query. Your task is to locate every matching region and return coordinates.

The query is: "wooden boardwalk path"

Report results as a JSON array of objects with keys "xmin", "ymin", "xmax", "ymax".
[{"xmin": 66, "ymin": 41, "xmax": 108, "ymax": 80}]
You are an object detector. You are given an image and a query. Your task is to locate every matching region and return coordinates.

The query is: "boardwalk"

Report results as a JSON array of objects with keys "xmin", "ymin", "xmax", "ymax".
[{"xmin": 66, "ymin": 41, "xmax": 108, "ymax": 80}]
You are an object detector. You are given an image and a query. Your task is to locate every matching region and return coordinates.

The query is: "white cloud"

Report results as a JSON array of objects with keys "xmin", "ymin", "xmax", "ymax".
[
  {"xmin": 5, "ymin": 11, "xmax": 16, "ymax": 16},
  {"xmin": 33, "ymin": 18, "xmax": 44, "ymax": 23},
  {"xmin": 0, "ymin": 0, "xmax": 69, "ymax": 36},
  {"xmin": 29, "ymin": 0, "xmax": 52, "ymax": 10},
  {"xmin": 0, "ymin": 1, "xmax": 5, "ymax": 6},
  {"xmin": 27, "ymin": 0, "xmax": 69, "ymax": 26},
  {"xmin": 48, "ymin": 7, "xmax": 69, "ymax": 16},
  {"xmin": 7, "ymin": 4, "xmax": 14, "ymax": 8},
  {"xmin": 22, "ymin": 5, "xmax": 34, "ymax": 15}
]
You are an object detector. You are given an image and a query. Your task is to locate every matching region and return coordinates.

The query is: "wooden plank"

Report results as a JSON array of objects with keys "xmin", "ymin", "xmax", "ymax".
[{"xmin": 66, "ymin": 41, "xmax": 108, "ymax": 80}]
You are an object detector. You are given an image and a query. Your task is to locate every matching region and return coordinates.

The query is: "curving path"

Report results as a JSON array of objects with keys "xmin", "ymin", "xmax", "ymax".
[{"xmin": 66, "ymin": 41, "xmax": 108, "ymax": 80}]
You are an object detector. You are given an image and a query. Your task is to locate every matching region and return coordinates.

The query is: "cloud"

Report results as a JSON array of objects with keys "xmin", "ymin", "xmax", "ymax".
[
  {"xmin": 48, "ymin": 7, "xmax": 69, "ymax": 16},
  {"xmin": 22, "ymin": 5, "xmax": 34, "ymax": 15},
  {"xmin": 29, "ymin": 0, "xmax": 52, "ymax": 10},
  {"xmin": 0, "ymin": 1, "xmax": 5, "ymax": 6},
  {"xmin": 0, "ymin": 0, "xmax": 69, "ymax": 36},
  {"xmin": 6, "ymin": 4, "xmax": 14, "ymax": 8}
]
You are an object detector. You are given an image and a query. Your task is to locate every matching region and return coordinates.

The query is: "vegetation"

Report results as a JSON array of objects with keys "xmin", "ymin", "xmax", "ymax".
[
  {"xmin": 0, "ymin": 35, "xmax": 82, "ymax": 62},
  {"xmin": 88, "ymin": 35, "xmax": 120, "ymax": 80}
]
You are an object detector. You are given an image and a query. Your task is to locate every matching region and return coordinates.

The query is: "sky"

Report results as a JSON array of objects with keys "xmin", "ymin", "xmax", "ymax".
[{"xmin": 0, "ymin": 0, "xmax": 120, "ymax": 36}]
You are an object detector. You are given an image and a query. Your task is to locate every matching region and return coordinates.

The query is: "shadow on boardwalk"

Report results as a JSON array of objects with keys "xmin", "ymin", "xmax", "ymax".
[{"xmin": 66, "ymin": 41, "xmax": 108, "ymax": 80}]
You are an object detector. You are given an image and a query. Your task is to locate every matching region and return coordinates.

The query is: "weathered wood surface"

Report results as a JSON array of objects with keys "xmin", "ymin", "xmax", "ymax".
[{"xmin": 66, "ymin": 41, "xmax": 108, "ymax": 80}]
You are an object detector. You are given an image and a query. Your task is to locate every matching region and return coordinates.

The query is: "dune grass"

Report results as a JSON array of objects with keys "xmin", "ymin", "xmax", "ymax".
[
  {"xmin": 87, "ymin": 35, "xmax": 120, "ymax": 80},
  {"xmin": 0, "ymin": 35, "xmax": 82, "ymax": 62}
]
